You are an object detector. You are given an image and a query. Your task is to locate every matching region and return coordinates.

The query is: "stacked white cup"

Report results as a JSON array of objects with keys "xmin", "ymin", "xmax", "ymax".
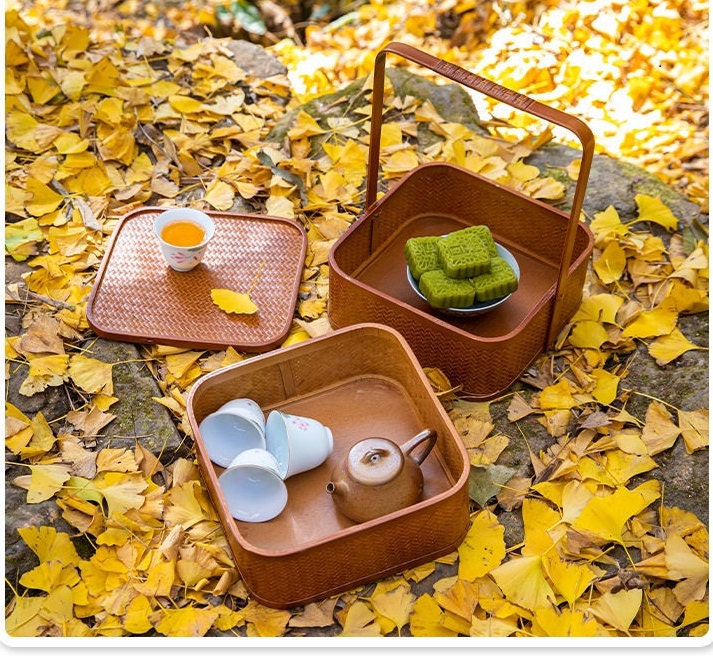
[{"xmin": 198, "ymin": 399, "xmax": 333, "ymax": 523}]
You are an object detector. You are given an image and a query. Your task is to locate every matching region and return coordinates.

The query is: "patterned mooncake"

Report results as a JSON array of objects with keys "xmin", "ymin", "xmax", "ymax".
[
  {"xmin": 436, "ymin": 231, "xmax": 491, "ymax": 278},
  {"xmin": 470, "ymin": 257, "xmax": 518, "ymax": 302},
  {"xmin": 418, "ymin": 269, "xmax": 476, "ymax": 308},
  {"xmin": 462, "ymin": 225, "xmax": 498, "ymax": 258},
  {"xmin": 404, "ymin": 236, "xmax": 441, "ymax": 280}
]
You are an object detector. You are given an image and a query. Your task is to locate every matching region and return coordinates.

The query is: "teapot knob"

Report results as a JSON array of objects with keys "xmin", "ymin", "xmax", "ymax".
[
  {"xmin": 361, "ymin": 447, "xmax": 388, "ymax": 465},
  {"xmin": 347, "ymin": 438, "xmax": 403, "ymax": 486}
]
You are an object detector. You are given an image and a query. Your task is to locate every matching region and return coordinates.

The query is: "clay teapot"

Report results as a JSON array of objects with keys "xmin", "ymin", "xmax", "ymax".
[{"xmin": 326, "ymin": 429, "xmax": 437, "ymax": 523}]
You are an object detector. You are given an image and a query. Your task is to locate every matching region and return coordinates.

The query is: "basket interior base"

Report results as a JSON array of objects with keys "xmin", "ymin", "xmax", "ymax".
[
  {"xmin": 215, "ymin": 375, "xmax": 456, "ymax": 553},
  {"xmin": 354, "ymin": 214, "xmax": 559, "ymax": 337}
]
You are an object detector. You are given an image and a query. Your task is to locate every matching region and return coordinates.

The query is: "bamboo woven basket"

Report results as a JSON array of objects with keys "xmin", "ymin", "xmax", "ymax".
[
  {"xmin": 328, "ymin": 43, "xmax": 595, "ymax": 399},
  {"xmin": 186, "ymin": 323, "xmax": 470, "ymax": 609}
]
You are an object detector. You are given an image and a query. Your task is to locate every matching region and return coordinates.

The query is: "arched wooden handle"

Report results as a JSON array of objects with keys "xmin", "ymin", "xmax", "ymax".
[{"xmin": 366, "ymin": 42, "xmax": 595, "ymax": 344}]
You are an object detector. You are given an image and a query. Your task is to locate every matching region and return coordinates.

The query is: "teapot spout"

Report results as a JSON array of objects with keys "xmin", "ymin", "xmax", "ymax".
[{"xmin": 326, "ymin": 480, "xmax": 347, "ymax": 497}]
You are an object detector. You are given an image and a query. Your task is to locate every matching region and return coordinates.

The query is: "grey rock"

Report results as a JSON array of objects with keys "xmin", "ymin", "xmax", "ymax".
[
  {"xmin": 80, "ymin": 339, "xmax": 189, "ymax": 462},
  {"xmin": 268, "ymin": 67, "xmax": 483, "ymax": 150},
  {"xmin": 526, "ymin": 142, "xmax": 706, "ymax": 227}
]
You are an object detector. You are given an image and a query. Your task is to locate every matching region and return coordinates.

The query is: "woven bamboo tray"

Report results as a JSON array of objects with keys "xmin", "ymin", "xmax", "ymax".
[
  {"xmin": 328, "ymin": 43, "xmax": 595, "ymax": 399},
  {"xmin": 186, "ymin": 323, "xmax": 470, "ymax": 608},
  {"xmin": 86, "ymin": 207, "xmax": 306, "ymax": 352}
]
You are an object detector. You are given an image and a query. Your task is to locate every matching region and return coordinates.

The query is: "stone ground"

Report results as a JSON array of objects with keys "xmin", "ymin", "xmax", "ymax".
[{"xmin": 4, "ymin": 43, "xmax": 709, "ymax": 637}]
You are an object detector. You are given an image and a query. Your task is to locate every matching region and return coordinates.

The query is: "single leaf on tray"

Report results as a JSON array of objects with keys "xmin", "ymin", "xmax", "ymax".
[{"xmin": 210, "ymin": 288, "xmax": 258, "ymax": 315}]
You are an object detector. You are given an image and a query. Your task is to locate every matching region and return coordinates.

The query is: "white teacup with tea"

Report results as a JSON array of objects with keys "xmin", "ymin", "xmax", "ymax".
[{"xmin": 153, "ymin": 207, "xmax": 215, "ymax": 272}]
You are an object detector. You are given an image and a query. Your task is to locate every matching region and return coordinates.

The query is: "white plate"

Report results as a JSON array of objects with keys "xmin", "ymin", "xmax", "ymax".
[{"xmin": 407, "ymin": 243, "xmax": 520, "ymax": 317}]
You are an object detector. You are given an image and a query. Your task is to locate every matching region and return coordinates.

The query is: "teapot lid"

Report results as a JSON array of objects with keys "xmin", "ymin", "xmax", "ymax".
[{"xmin": 347, "ymin": 437, "xmax": 404, "ymax": 486}]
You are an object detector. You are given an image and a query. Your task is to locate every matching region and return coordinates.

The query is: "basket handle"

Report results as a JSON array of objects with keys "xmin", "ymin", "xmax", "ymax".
[{"xmin": 366, "ymin": 42, "xmax": 595, "ymax": 344}]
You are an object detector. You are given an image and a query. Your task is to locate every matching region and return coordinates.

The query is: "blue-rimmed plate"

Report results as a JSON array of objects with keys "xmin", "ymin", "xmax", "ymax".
[{"xmin": 407, "ymin": 243, "xmax": 520, "ymax": 317}]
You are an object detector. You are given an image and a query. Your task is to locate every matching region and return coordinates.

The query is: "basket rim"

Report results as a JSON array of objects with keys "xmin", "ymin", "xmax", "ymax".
[{"xmin": 187, "ymin": 322, "xmax": 471, "ymax": 558}]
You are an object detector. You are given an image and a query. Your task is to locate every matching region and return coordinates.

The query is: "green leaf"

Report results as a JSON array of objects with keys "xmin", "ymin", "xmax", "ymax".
[{"xmin": 468, "ymin": 463, "xmax": 516, "ymax": 507}]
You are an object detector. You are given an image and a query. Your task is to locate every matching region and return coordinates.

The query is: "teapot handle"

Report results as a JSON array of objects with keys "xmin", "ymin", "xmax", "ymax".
[{"xmin": 401, "ymin": 429, "xmax": 437, "ymax": 465}]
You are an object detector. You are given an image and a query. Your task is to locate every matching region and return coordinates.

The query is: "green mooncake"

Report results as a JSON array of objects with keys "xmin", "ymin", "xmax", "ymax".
[
  {"xmin": 436, "ymin": 231, "xmax": 491, "ymax": 278},
  {"xmin": 461, "ymin": 225, "xmax": 498, "ymax": 258},
  {"xmin": 404, "ymin": 236, "xmax": 441, "ymax": 280},
  {"xmin": 470, "ymin": 257, "xmax": 518, "ymax": 302},
  {"xmin": 419, "ymin": 269, "xmax": 476, "ymax": 308}
]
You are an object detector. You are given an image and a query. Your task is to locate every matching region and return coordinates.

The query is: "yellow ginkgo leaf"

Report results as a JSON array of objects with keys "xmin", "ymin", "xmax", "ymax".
[
  {"xmin": 5, "ymin": 594, "xmax": 46, "ymax": 637},
  {"xmin": 167, "ymin": 94, "xmax": 205, "ymax": 114},
  {"xmin": 17, "ymin": 525, "xmax": 80, "ymax": 565},
  {"xmin": 542, "ymin": 553, "xmax": 597, "ymax": 607},
  {"xmin": 457, "ymin": 508, "xmax": 505, "ymax": 580},
  {"xmin": 68, "ymin": 355, "xmax": 113, "ymax": 395},
  {"xmin": 490, "ymin": 555, "xmax": 557, "ymax": 610},
  {"xmin": 408, "ymin": 593, "xmax": 457, "ymax": 638},
  {"xmin": 571, "ymin": 481, "xmax": 660, "ymax": 544},
  {"xmin": 522, "ymin": 498, "xmax": 561, "ymax": 556},
  {"xmin": 593, "ymin": 240, "xmax": 627, "ymax": 284},
  {"xmin": 507, "ymin": 160, "xmax": 539, "ymax": 181},
  {"xmin": 590, "ymin": 205, "xmax": 629, "ymax": 243},
  {"xmin": 369, "ymin": 581, "xmax": 416, "ymax": 634},
  {"xmin": 165, "ymin": 350, "xmax": 204, "ymax": 378},
  {"xmin": 621, "ymin": 305, "xmax": 678, "ymax": 338},
  {"xmin": 265, "ymin": 193, "xmax": 295, "ymax": 219},
  {"xmin": 678, "ymin": 408, "xmax": 708, "ymax": 454},
  {"xmin": 524, "ymin": 176, "xmax": 565, "ymax": 200},
  {"xmin": 92, "ymin": 471, "xmax": 148, "ymax": 515},
  {"xmin": 470, "ymin": 614, "xmax": 519, "ymax": 637},
  {"xmin": 123, "ymin": 594, "xmax": 154, "ymax": 634},
  {"xmin": 211, "ymin": 288, "xmax": 258, "ymax": 315},
  {"xmin": 648, "ymin": 328, "xmax": 705, "ymax": 365},
  {"xmin": 27, "ymin": 354, "xmax": 70, "ymax": 378},
  {"xmin": 338, "ymin": 600, "xmax": 381, "ymax": 637},
  {"xmin": 204, "ymin": 179, "xmax": 235, "ymax": 211},
  {"xmin": 19, "ymin": 561, "xmax": 80, "ymax": 592},
  {"xmin": 634, "ymin": 194, "xmax": 679, "ymax": 232},
  {"xmin": 572, "ymin": 293, "xmax": 624, "ymax": 324},
  {"xmin": 641, "ymin": 401, "xmax": 681, "ymax": 455},
  {"xmin": 24, "ymin": 463, "xmax": 72, "ymax": 503},
  {"xmin": 21, "ymin": 411, "xmax": 56, "ymax": 458},
  {"xmin": 589, "ymin": 588, "xmax": 643, "ymax": 633},
  {"xmin": 154, "ymin": 605, "xmax": 218, "ymax": 637},
  {"xmin": 287, "ymin": 110, "xmax": 325, "ymax": 140},
  {"xmin": 539, "ymin": 379, "xmax": 577, "ymax": 410},
  {"xmin": 25, "ymin": 181, "xmax": 64, "ymax": 225},
  {"xmin": 568, "ymin": 320, "xmax": 610, "ymax": 349},
  {"xmin": 382, "ymin": 148, "xmax": 419, "ymax": 175},
  {"xmin": 133, "ymin": 560, "xmax": 175, "ymax": 597},
  {"xmin": 590, "ymin": 367, "xmax": 620, "ymax": 404},
  {"xmin": 531, "ymin": 605, "xmax": 601, "ymax": 637},
  {"xmin": 432, "ymin": 578, "xmax": 478, "ymax": 628}
]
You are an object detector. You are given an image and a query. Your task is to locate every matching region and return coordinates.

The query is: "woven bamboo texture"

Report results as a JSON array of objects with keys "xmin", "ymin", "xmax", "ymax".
[
  {"xmin": 187, "ymin": 324, "xmax": 471, "ymax": 608},
  {"xmin": 328, "ymin": 43, "xmax": 595, "ymax": 399},
  {"xmin": 87, "ymin": 207, "xmax": 306, "ymax": 351}
]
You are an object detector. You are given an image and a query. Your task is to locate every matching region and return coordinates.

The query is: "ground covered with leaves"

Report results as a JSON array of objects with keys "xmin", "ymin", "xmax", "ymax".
[{"xmin": 5, "ymin": 0, "xmax": 710, "ymax": 640}]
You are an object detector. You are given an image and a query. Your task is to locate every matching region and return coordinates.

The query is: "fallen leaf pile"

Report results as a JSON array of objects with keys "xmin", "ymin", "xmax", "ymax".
[
  {"xmin": 5, "ymin": 0, "xmax": 709, "ymax": 639},
  {"xmin": 275, "ymin": 0, "xmax": 709, "ymax": 211}
]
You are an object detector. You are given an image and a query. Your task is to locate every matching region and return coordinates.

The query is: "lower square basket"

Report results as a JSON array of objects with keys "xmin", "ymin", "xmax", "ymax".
[{"xmin": 187, "ymin": 323, "xmax": 471, "ymax": 609}]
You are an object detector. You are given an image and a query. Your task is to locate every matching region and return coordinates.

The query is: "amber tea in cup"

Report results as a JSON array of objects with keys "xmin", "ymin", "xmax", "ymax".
[
  {"xmin": 153, "ymin": 208, "xmax": 215, "ymax": 272},
  {"xmin": 161, "ymin": 220, "xmax": 206, "ymax": 247}
]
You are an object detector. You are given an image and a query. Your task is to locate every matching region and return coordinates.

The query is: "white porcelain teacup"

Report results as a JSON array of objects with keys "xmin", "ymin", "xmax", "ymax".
[
  {"xmin": 218, "ymin": 448, "xmax": 287, "ymax": 522},
  {"xmin": 265, "ymin": 410, "xmax": 334, "ymax": 479},
  {"xmin": 198, "ymin": 398, "xmax": 266, "ymax": 468},
  {"xmin": 153, "ymin": 207, "xmax": 215, "ymax": 272}
]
